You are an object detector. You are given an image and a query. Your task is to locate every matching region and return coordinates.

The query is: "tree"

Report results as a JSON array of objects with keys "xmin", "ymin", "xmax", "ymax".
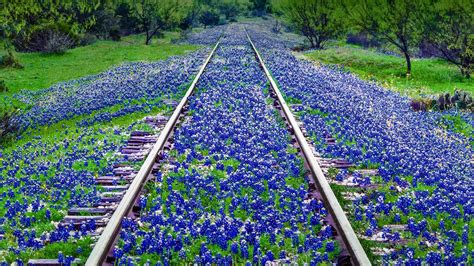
[
  {"xmin": 344, "ymin": 0, "xmax": 428, "ymax": 76},
  {"xmin": 279, "ymin": 0, "xmax": 346, "ymax": 49},
  {"xmin": 1, "ymin": 0, "xmax": 99, "ymax": 52},
  {"xmin": 89, "ymin": 1, "xmax": 121, "ymax": 40},
  {"xmin": 179, "ymin": 0, "xmax": 204, "ymax": 29},
  {"xmin": 251, "ymin": 0, "xmax": 269, "ymax": 16},
  {"xmin": 219, "ymin": 0, "xmax": 240, "ymax": 21},
  {"xmin": 425, "ymin": 0, "xmax": 473, "ymax": 78},
  {"xmin": 130, "ymin": 0, "xmax": 190, "ymax": 45},
  {"xmin": 199, "ymin": 8, "xmax": 220, "ymax": 28},
  {"xmin": 116, "ymin": 2, "xmax": 140, "ymax": 34}
]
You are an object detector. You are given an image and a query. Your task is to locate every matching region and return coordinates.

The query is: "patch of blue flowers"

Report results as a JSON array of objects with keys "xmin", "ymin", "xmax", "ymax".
[
  {"xmin": 1, "ymin": 48, "xmax": 203, "ymax": 262},
  {"xmin": 186, "ymin": 25, "xmax": 226, "ymax": 45},
  {"xmin": 0, "ymin": 124, "xmax": 125, "ymax": 260},
  {"xmin": 246, "ymin": 24, "xmax": 473, "ymax": 264},
  {"xmin": 14, "ymin": 49, "xmax": 209, "ymax": 131}
]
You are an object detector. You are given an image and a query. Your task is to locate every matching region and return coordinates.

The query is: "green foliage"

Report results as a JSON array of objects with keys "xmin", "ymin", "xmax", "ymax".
[
  {"xmin": 344, "ymin": 0, "xmax": 428, "ymax": 75},
  {"xmin": 424, "ymin": 0, "xmax": 473, "ymax": 78},
  {"xmin": 250, "ymin": 0, "xmax": 269, "ymax": 16},
  {"xmin": 1, "ymin": 0, "xmax": 100, "ymax": 52},
  {"xmin": 0, "ymin": 33, "xmax": 198, "ymax": 97},
  {"xmin": 89, "ymin": 1, "xmax": 121, "ymax": 40},
  {"xmin": 0, "ymin": 49, "xmax": 23, "ymax": 69},
  {"xmin": 128, "ymin": 0, "xmax": 192, "ymax": 45},
  {"xmin": 277, "ymin": 0, "xmax": 346, "ymax": 49},
  {"xmin": 0, "ymin": 80, "xmax": 7, "ymax": 92},
  {"xmin": 411, "ymin": 90, "xmax": 473, "ymax": 112},
  {"xmin": 219, "ymin": 0, "xmax": 246, "ymax": 21},
  {"xmin": 199, "ymin": 8, "xmax": 221, "ymax": 28},
  {"xmin": 0, "ymin": 106, "xmax": 19, "ymax": 143},
  {"xmin": 115, "ymin": 2, "xmax": 140, "ymax": 34}
]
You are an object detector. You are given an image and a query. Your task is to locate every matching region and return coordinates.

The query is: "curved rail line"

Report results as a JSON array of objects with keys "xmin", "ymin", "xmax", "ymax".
[
  {"xmin": 82, "ymin": 32, "xmax": 370, "ymax": 265},
  {"xmin": 85, "ymin": 41, "xmax": 221, "ymax": 265},
  {"xmin": 245, "ymin": 30, "xmax": 371, "ymax": 266}
]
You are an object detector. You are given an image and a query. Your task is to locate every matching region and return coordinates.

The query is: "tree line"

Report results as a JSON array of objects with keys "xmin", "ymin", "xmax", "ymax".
[
  {"xmin": 274, "ymin": 0, "xmax": 473, "ymax": 78},
  {"xmin": 1, "ymin": 0, "xmax": 471, "ymax": 78},
  {"xmin": 0, "ymin": 0, "xmax": 269, "ymax": 51}
]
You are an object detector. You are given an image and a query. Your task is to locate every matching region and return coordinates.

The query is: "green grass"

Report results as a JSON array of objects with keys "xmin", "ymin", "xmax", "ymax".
[
  {"xmin": 304, "ymin": 45, "xmax": 474, "ymax": 97},
  {"xmin": 0, "ymin": 32, "xmax": 198, "ymax": 95}
]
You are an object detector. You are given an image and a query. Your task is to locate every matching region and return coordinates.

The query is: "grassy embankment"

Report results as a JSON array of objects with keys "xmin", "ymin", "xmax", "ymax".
[
  {"xmin": 0, "ymin": 32, "xmax": 198, "ymax": 144},
  {"xmin": 304, "ymin": 44, "xmax": 473, "ymax": 97},
  {"xmin": 0, "ymin": 33, "xmax": 199, "ymax": 262},
  {"xmin": 0, "ymin": 33, "xmax": 198, "ymax": 109}
]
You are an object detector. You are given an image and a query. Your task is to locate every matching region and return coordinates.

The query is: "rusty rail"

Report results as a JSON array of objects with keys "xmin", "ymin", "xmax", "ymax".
[
  {"xmin": 246, "ymin": 30, "xmax": 371, "ymax": 266},
  {"xmin": 85, "ymin": 41, "xmax": 220, "ymax": 265}
]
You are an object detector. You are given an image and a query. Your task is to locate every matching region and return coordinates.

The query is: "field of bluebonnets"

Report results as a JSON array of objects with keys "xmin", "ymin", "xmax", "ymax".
[
  {"xmin": 0, "ymin": 44, "xmax": 210, "ymax": 262},
  {"xmin": 246, "ymin": 23, "xmax": 473, "ymax": 264},
  {"xmin": 0, "ymin": 19, "xmax": 472, "ymax": 265},
  {"xmin": 113, "ymin": 25, "xmax": 340, "ymax": 265}
]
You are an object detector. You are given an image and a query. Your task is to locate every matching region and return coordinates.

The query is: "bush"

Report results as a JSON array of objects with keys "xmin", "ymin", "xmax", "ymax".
[
  {"xmin": 28, "ymin": 29, "xmax": 74, "ymax": 54},
  {"xmin": 0, "ymin": 108, "xmax": 19, "ymax": 142},
  {"xmin": 411, "ymin": 90, "xmax": 473, "ymax": 112},
  {"xmin": 11, "ymin": 22, "xmax": 78, "ymax": 53},
  {"xmin": 79, "ymin": 34, "xmax": 98, "ymax": 46},
  {"xmin": 0, "ymin": 80, "xmax": 8, "ymax": 92},
  {"xmin": 347, "ymin": 32, "xmax": 379, "ymax": 48},
  {"xmin": 110, "ymin": 29, "xmax": 121, "ymax": 41},
  {"xmin": 199, "ymin": 9, "xmax": 220, "ymax": 28},
  {"xmin": 89, "ymin": 8, "xmax": 121, "ymax": 40},
  {"xmin": 0, "ymin": 50, "xmax": 23, "ymax": 69}
]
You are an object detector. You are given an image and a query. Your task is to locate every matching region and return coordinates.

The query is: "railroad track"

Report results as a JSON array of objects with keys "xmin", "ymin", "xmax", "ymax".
[
  {"xmin": 29, "ymin": 29, "xmax": 370, "ymax": 266},
  {"xmin": 245, "ymin": 30, "xmax": 369, "ymax": 266}
]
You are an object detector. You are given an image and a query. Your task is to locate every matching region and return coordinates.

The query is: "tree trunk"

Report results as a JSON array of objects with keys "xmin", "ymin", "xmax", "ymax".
[
  {"xmin": 314, "ymin": 37, "xmax": 322, "ymax": 49},
  {"xmin": 460, "ymin": 56, "xmax": 471, "ymax": 78},
  {"xmin": 145, "ymin": 36, "xmax": 152, "ymax": 45},
  {"xmin": 403, "ymin": 51, "xmax": 412, "ymax": 76},
  {"xmin": 461, "ymin": 67, "xmax": 471, "ymax": 79},
  {"xmin": 306, "ymin": 35, "xmax": 315, "ymax": 48},
  {"xmin": 144, "ymin": 27, "xmax": 151, "ymax": 45}
]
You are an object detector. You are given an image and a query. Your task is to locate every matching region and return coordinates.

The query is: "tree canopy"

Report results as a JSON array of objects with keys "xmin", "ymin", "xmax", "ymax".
[
  {"xmin": 424, "ymin": 0, "xmax": 473, "ymax": 78},
  {"xmin": 277, "ymin": 0, "xmax": 346, "ymax": 49},
  {"xmin": 344, "ymin": 0, "xmax": 429, "ymax": 76}
]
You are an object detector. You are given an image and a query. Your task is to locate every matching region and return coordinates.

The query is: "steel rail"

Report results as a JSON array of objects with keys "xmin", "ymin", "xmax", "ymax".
[
  {"xmin": 85, "ymin": 41, "xmax": 220, "ymax": 265},
  {"xmin": 245, "ymin": 31, "xmax": 371, "ymax": 266}
]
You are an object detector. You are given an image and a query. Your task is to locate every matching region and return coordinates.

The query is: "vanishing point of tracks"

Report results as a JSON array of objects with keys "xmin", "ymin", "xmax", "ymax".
[{"xmin": 30, "ymin": 30, "xmax": 370, "ymax": 266}]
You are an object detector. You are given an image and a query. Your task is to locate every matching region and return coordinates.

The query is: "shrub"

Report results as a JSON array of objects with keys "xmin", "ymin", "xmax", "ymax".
[
  {"xmin": 89, "ymin": 8, "xmax": 121, "ymax": 40},
  {"xmin": 11, "ymin": 22, "xmax": 78, "ymax": 53},
  {"xmin": 347, "ymin": 32, "xmax": 379, "ymax": 48},
  {"xmin": 199, "ymin": 9, "xmax": 220, "ymax": 28},
  {"xmin": 411, "ymin": 90, "xmax": 473, "ymax": 112},
  {"xmin": 0, "ymin": 80, "xmax": 8, "ymax": 92},
  {"xmin": 79, "ymin": 34, "xmax": 98, "ymax": 46},
  {"xmin": 28, "ymin": 29, "xmax": 74, "ymax": 54},
  {"xmin": 0, "ymin": 50, "xmax": 23, "ymax": 69},
  {"xmin": 0, "ymin": 108, "xmax": 19, "ymax": 142},
  {"xmin": 110, "ymin": 29, "xmax": 121, "ymax": 41}
]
